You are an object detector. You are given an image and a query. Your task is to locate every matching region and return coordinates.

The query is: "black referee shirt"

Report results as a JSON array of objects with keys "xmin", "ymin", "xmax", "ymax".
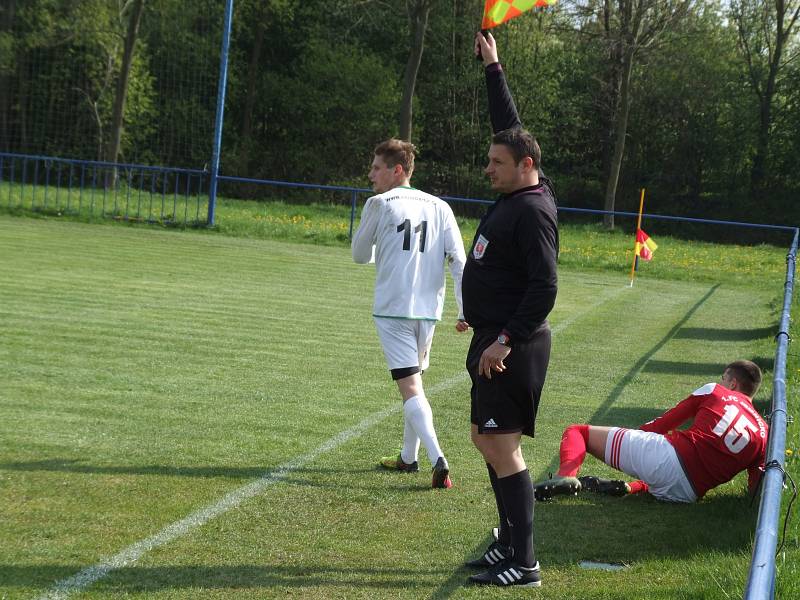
[
  {"xmin": 462, "ymin": 60, "xmax": 559, "ymax": 342},
  {"xmin": 462, "ymin": 184, "xmax": 558, "ymax": 341}
]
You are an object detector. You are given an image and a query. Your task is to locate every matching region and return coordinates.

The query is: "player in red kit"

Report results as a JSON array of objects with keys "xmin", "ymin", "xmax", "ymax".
[{"xmin": 534, "ymin": 360, "xmax": 767, "ymax": 502}]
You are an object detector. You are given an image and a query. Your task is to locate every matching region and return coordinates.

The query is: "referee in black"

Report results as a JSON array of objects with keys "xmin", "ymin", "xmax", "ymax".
[{"xmin": 457, "ymin": 31, "xmax": 558, "ymax": 588}]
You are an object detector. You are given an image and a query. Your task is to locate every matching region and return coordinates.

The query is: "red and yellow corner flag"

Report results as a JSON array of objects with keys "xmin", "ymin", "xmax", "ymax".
[
  {"xmin": 634, "ymin": 229, "xmax": 658, "ymax": 261},
  {"xmin": 482, "ymin": 0, "xmax": 557, "ymax": 29}
]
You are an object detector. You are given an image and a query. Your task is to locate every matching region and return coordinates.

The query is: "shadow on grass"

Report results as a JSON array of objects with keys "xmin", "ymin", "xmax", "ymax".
[
  {"xmin": 581, "ymin": 405, "xmax": 663, "ymax": 427},
  {"xmin": 1, "ymin": 563, "xmax": 453, "ymax": 593},
  {"xmin": 532, "ymin": 492, "xmax": 758, "ymax": 567},
  {"xmin": 430, "ymin": 492, "xmax": 759, "ymax": 599},
  {"xmin": 0, "ymin": 461, "xmax": 446, "ymax": 497},
  {"xmin": 674, "ymin": 326, "xmax": 776, "ymax": 342},
  {"xmin": 643, "ymin": 357, "xmax": 774, "ymax": 378},
  {"xmin": 0, "ymin": 460, "xmax": 376, "ymax": 480},
  {"xmin": 644, "ymin": 360, "xmax": 727, "ymax": 377}
]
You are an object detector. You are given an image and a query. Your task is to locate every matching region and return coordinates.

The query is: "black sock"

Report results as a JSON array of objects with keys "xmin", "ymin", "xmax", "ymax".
[
  {"xmin": 497, "ymin": 469, "xmax": 536, "ymax": 567},
  {"xmin": 486, "ymin": 463, "xmax": 510, "ymax": 545}
]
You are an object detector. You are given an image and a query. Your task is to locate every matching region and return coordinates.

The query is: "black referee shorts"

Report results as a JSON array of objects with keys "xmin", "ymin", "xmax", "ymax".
[{"xmin": 468, "ymin": 322, "xmax": 551, "ymax": 438}]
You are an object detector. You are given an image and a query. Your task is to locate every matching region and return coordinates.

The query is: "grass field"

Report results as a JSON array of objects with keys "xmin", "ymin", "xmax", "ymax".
[{"xmin": 1, "ymin": 214, "xmax": 798, "ymax": 599}]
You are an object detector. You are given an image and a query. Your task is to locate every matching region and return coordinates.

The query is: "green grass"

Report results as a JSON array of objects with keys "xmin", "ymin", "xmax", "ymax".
[{"xmin": 0, "ymin": 214, "xmax": 797, "ymax": 599}]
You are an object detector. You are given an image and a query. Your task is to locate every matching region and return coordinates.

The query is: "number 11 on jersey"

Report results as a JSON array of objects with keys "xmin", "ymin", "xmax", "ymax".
[{"xmin": 397, "ymin": 219, "xmax": 428, "ymax": 252}]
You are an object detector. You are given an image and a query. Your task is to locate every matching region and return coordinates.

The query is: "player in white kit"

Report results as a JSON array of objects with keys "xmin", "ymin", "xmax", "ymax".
[{"xmin": 352, "ymin": 139, "xmax": 466, "ymax": 488}]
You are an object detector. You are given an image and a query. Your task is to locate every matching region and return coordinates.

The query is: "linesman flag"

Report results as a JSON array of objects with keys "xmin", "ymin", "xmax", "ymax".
[
  {"xmin": 634, "ymin": 229, "xmax": 658, "ymax": 261},
  {"xmin": 482, "ymin": 0, "xmax": 557, "ymax": 29}
]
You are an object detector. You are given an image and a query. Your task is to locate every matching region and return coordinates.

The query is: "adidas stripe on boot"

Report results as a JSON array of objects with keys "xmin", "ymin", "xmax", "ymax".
[
  {"xmin": 468, "ymin": 560, "xmax": 542, "ymax": 587},
  {"xmin": 464, "ymin": 540, "xmax": 512, "ymax": 568}
]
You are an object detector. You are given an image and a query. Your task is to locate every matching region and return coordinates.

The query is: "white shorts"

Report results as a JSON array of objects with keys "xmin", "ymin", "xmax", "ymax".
[
  {"xmin": 373, "ymin": 317, "xmax": 436, "ymax": 373},
  {"xmin": 605, "ymin": 427, "xmax": 697, "ymax": 503}
]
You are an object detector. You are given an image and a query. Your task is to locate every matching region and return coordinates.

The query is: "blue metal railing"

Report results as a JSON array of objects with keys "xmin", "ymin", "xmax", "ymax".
[
  {"xmin": 744, "ymin": 228, "xmax": 798, "ymax": 600},
  {"xmin": 0, "ymin": 152, "xmax": 208, "ymax": 225},
  {"xmin": 217, "ymin": 174, "xmax": 371, "ymax": 239}
]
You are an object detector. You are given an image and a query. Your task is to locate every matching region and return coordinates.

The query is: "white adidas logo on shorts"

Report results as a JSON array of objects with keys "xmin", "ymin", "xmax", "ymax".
[{"xmin": 484, "ymin": 418, "xmax": 498, "ymax": 428}]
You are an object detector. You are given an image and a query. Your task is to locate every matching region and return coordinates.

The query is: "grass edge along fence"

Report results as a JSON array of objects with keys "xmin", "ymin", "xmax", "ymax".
[{"xmin": 2, "ymin": 151, "xmax": 799, "ymax": 599}]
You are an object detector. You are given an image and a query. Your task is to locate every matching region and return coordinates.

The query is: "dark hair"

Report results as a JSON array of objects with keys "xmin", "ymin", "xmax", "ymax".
[
  {"xmin": 492, "ymin": 126, "xmax": 541, "ymax": 169},
  {"xmin": 374, "ymin": 138, "xmax": 416, "ymax": 174},
  {"xmin": 725, "ymin": 360, "xmax": 762, "ymax": 397}
]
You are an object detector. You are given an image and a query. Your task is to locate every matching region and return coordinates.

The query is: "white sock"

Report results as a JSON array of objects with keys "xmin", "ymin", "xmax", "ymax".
[
  {"xmin": 403, "ymin": 395, "xmax": 443, "ymax": 466},
  {"xmin": 401, "ymin": 417, "xmax": 420, "ymax": 465}
]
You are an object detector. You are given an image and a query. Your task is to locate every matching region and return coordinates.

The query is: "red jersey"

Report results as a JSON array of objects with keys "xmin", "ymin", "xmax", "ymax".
[{"xmin": 639, "ymin": 383, "xmax": 768, "ymax": 499}]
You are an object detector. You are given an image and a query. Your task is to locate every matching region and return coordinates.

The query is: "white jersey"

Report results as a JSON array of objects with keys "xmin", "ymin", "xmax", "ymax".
[{"xmin": 352, "ymin": 186, "xmax": 466, "ymax": 321}]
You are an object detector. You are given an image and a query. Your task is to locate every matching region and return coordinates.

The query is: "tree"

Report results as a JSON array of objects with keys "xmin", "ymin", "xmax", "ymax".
[
  {"xmin": 400, "ymin": 0, "xmax": 436, "ymax": 141},
  {"xmin": 234, "ymin": 0, "xmax": 296, "ymax": 175},
  {"xmin": 570, "ymin": 0, "xmax": 695, "ymax": 228},
  {"xmin": 624, "ymin": 4, "xmax": 751, "ymax": 214},
  {"xmin": 107, "ymin": 0, "xmax": 145, "ymax": 169},
  {"xmin": 730, "ymin": 0, "xmax": 800, "ymax": 192}
]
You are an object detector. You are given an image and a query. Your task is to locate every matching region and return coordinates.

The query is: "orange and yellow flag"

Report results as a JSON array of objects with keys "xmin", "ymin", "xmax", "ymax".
[
  {"xmin": 482, "ymin": 0, "xmax": 557, "ymax": 29},
  {"xmin": 634, "ymin": 229, "xmax": 658, "ymax": 261}
]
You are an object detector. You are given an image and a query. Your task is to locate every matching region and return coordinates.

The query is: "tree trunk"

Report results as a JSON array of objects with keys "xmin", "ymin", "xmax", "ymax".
[
  {"xmin": 400, "ymin": 1, "xmax": 432, "ymax": 142},
  {"xmin": 751, "ymin": 91, "xmax": 772, "ymax": 190},
  {"xmin": 241, "ymin": 20, "xmax": 265, "ymax": 161},
  {"xmin": 750, "ymin": 0, "xmax": 787, "ymax": 191},
  {"xmin": 106, "ymin": 0, "xmax": 145, "ymax": 167},
  {"xmin": 603, "ymin": 49, "xmax": 634, "ymax": 230}
]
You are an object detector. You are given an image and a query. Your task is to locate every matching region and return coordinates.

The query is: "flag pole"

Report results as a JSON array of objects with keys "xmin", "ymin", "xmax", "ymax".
[{"xmin": 628, "ymin": 188, "xmax": 646, "ymax": 287}]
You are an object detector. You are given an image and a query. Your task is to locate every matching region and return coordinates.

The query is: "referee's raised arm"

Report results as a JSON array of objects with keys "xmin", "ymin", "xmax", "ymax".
[{"xmin": 475, "ymin": 32, "xmax": 522, "ymax": 134}]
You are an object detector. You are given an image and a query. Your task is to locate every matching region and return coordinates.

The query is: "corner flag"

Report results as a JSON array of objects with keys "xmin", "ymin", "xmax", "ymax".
[
  {"xmin": 634, "ymin": 229, "xmax": 658, "ymax": 261},
  {"xmin": 481, "ymin": 0, "xmax": 557, "ymax": 29}
]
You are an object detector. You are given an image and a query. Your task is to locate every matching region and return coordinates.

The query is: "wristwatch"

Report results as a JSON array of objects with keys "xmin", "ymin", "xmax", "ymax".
[{"xmin": 497, "ymin": 333, "xmax": 511, "ymax": 347}]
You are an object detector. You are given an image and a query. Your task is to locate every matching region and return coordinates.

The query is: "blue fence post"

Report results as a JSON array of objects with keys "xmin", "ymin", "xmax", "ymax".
[
  {"xmin": 21, "ymin": 158, "xmax": 27, "ymax": 208},
  {"xmin": 207, "ymin": 0, "xmax": 234, "ymax": 227},
  {"xmin": 33, "ymin": 159, "xmax": 40, "ymax": 209}
]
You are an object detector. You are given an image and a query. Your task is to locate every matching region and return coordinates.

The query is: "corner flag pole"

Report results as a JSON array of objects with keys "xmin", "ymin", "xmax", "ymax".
[{"xmin": 628, "ymin": 188, "xmax": 646, "ymax": 287}]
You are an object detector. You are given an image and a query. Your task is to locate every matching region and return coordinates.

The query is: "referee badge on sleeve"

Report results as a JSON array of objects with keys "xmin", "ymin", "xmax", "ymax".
[{"xmin": 473, "ymin": 234, "xmax": 489, "ymax": 260}]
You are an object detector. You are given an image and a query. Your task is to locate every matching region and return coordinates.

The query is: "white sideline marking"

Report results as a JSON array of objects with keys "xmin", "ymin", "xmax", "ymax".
[
  {"xmin": 37, "ymin": 376, "xmax": 468, "ymax": 600},
  {"xmin": 38, "ymin": 287, "xmax": 623, "ymax": 599}
]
